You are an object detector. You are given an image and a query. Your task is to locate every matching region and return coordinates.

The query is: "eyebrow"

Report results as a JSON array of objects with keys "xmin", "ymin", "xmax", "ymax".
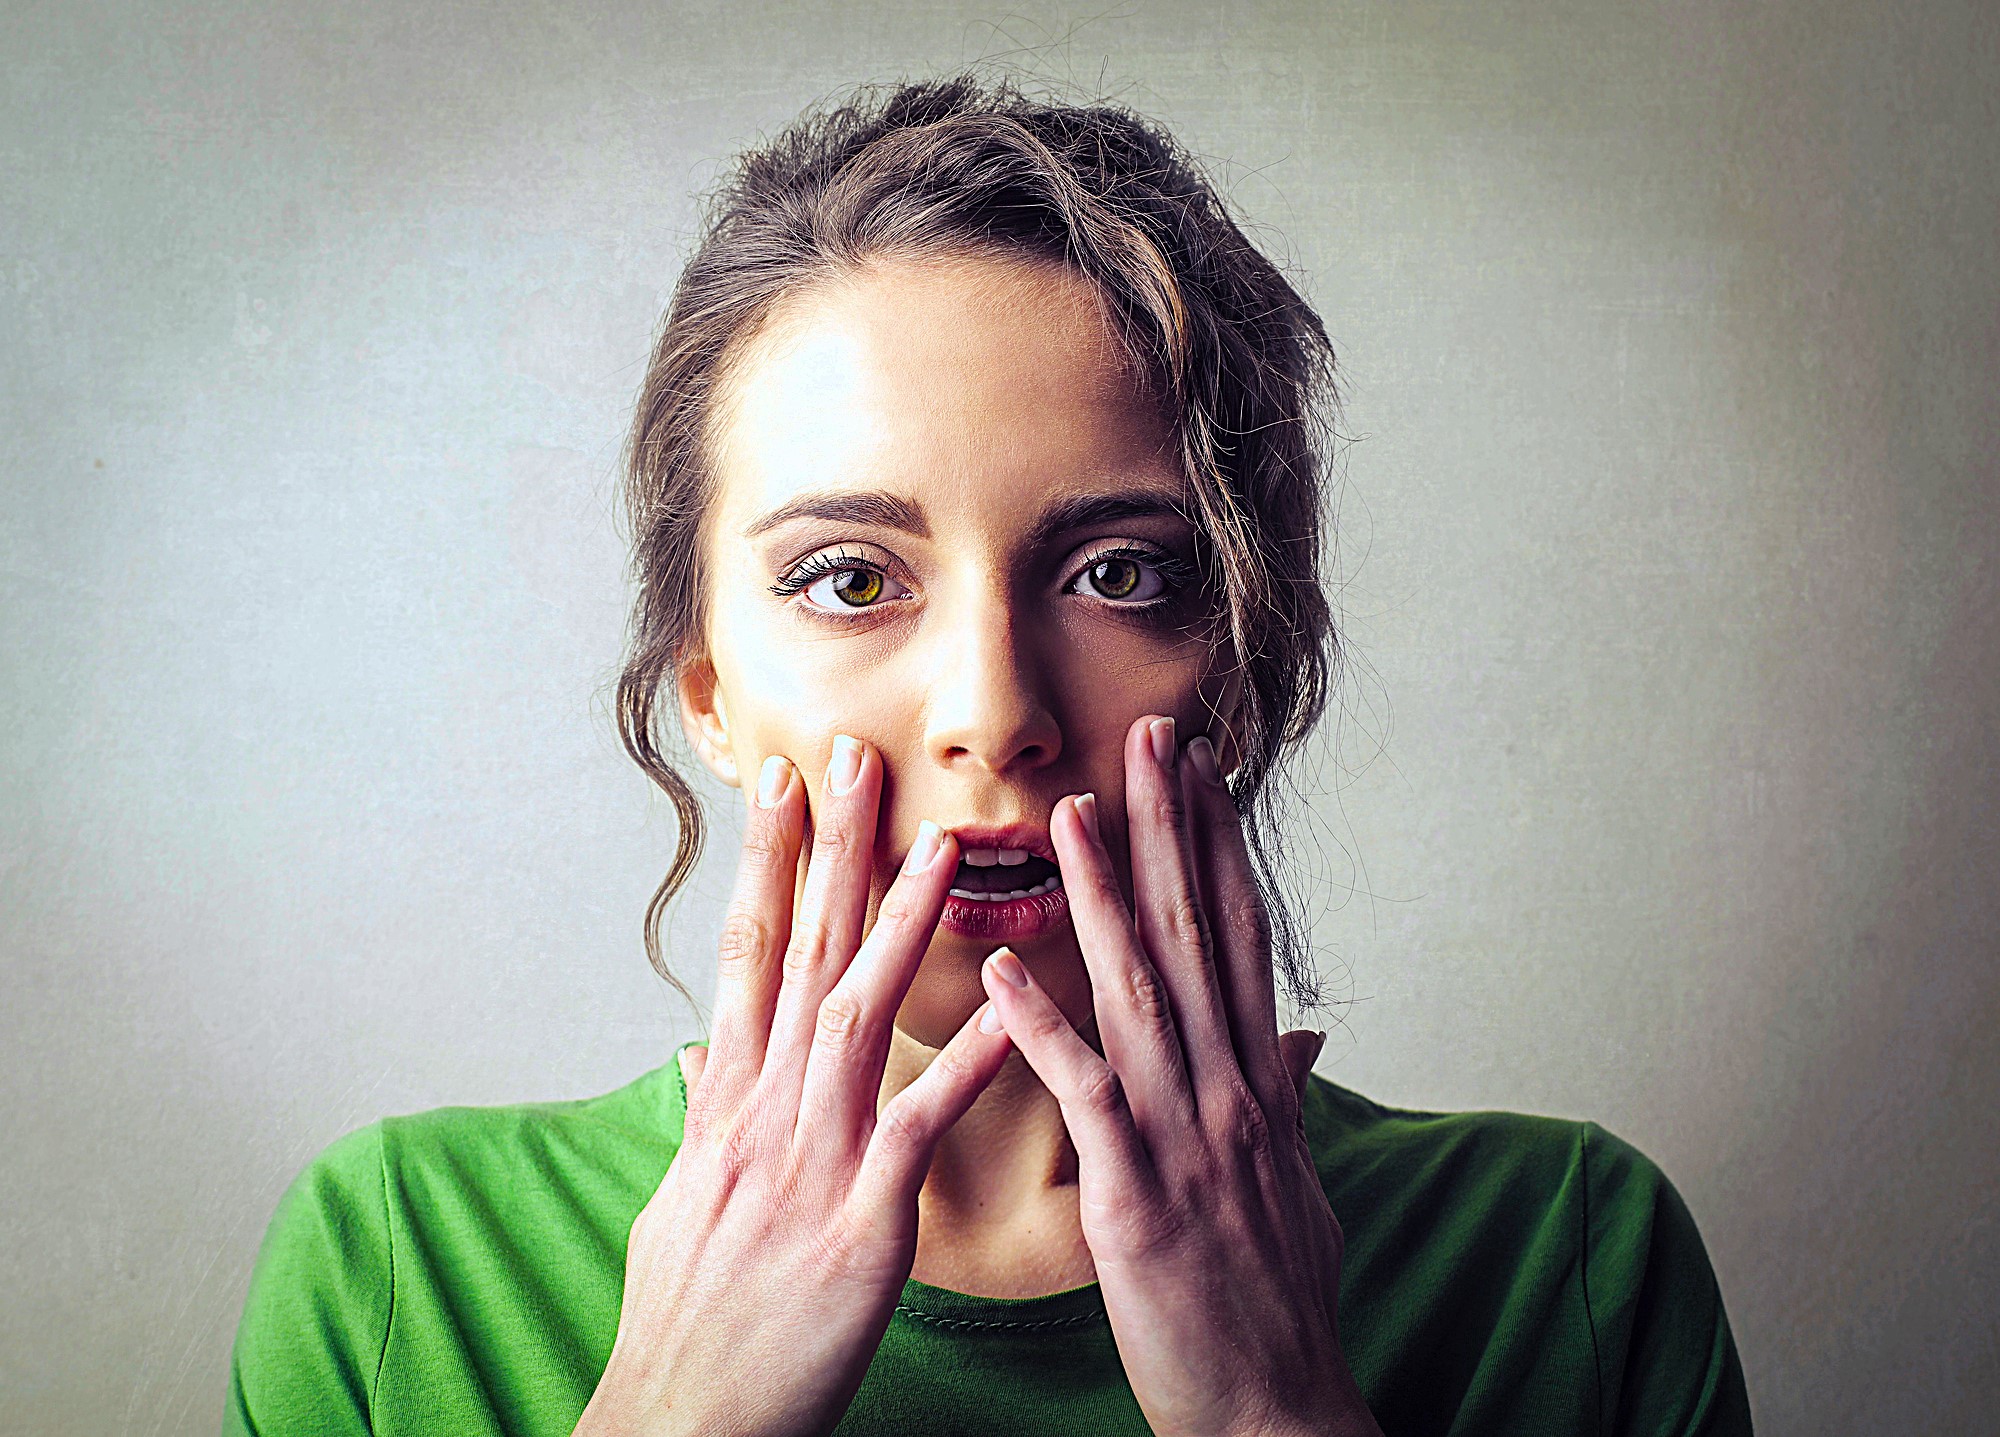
[
  {"xmin": 743, "ymin": 490, "xmax": 930, "ymax": 539},
  {"xmin": 1025, "ymin": 491, "xmax": 1193, "ymax": 550},
  {"xmin": 742, "ymin": 487, "xmax": 1191, "ymax": 545}
]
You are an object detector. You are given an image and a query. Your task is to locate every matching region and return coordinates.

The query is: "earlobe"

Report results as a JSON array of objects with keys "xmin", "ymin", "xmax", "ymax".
[{"xmin": 676, "ymin": 654, "xmax": 740, "ymax": 788}]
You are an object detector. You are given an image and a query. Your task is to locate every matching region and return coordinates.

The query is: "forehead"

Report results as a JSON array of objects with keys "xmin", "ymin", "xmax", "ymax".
[{"xmin": 706, "ymin": 254, "xmax": 1183, "ymax": 535}]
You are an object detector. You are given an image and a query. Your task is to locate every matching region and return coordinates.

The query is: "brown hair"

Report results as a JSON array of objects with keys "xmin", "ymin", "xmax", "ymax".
[{"xmin": 616, "ymin": 73, "xmax": 1344, "ymax": 1017}]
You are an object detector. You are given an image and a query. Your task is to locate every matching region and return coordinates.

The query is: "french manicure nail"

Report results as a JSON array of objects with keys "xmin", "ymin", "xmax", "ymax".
[
  {"xmin": 903, "ymin": 820, "xmax": 942, "ymax": 874},
  {"xmin": 828, "ymin": 735, "xmax": 863, "ymax": 795},
  {"xmin": 1074, "ymin": 792, "xmax": 1101, "ymax": 844},
  {"xmin": 978, "ymin": 1001, "xmax": 1005, "ymax": 1034},
  {"xmin": 755, "ymin": 754, "xmax": 790, "ymax": 808},
  {"xmin": 987, "ymin": 946, "xmax": 1029, "ymax": 989},
  {"xmin": 1149, "ymin": 716, "xmax": 1176, "ymax": 769},
  {"xmin": 1187, "ymin": 735, "xmax": 1222, "ymax": 786}
]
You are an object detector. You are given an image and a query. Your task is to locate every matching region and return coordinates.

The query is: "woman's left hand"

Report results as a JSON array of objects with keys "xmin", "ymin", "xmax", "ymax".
[{"xmin": 979, "ymin": 714, "xmax": 1385, "ymax": 1437}]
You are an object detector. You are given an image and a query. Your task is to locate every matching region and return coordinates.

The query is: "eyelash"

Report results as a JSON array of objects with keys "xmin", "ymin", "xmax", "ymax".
[
  {"xmin": 766, "ymin": 543, "xmax": 1201, "ymax": 617},
  {"xmin": 766, "ymin": 546, "xmax": 891, "ymax": 603},
  {"xmin": 1070, "ymin": 545, "xmax": 1202, "ymax": 607}
]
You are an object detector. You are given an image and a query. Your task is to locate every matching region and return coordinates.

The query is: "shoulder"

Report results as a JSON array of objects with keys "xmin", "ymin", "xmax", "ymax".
[
  {"xmin": 1303, "ymin": 1075, "xmax": 1753, "ymax": 1435},
  {"xmin": 1300, "ymin": 1071, "xmax": 1713, "ymax": 1274},
  {"xmin": 228, "ymin": 1054, "xmax": 692, "ymax": 1432},
  {"xmin": 257, "ymin": 1057, "xmax": 688, "ymax": 1232},
  {"xmin": 228, "ymin": 1120, "xmax": 396, "ymax": 1433},
  {"xmin": 1301, "ymin": 1071, "xmax": 1595, "ymax": 1207},
  {"xmin": 369, "ymin": 1055, "xmax": 688, "ymax": 1194}
]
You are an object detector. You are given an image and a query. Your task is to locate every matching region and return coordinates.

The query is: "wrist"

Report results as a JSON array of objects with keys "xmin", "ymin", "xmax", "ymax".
[
  {"xmin": 1251, "ymin": 1417, "xmax": 1383, "ymax": 1437},
  {"xmin": 1233, "ymin": 1377, "xmax": 1384, "ymax": 1437}
]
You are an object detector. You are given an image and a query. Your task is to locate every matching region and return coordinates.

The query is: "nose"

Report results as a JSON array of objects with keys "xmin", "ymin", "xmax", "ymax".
[{"xmin": 921, "ymin": 596, "xmax": 1063, "ymax": 776}]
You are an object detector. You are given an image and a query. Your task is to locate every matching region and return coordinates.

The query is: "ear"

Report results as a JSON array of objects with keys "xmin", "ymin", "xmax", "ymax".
[{"xmin": 676, "ymin": 651, "xmax": 740, "ymax": 788}]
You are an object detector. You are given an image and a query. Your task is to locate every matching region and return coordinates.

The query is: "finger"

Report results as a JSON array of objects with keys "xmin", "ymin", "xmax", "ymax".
[
  {"xmin": 1277, "ymin": 1028, "xmax": 1323, "ymax": 1129},
  {"xmin": 765, "ymin": 734, "xmax": 881, "ymax": 1106},
  {"xmin": 858, "ymin": 995, "xmax": 1016, "ymax": 1212},
  {"xmin": 1182, "ymin": 733, "xmax": 1290, "ymax": 1120},
  {"xmin": 1125, "ymin": 715, "xmax": 1241, "ymax": 1112},
  {"xmin": 679, "ymin": 1042, "xmax": 710, "ymax": 1095},
  {"xmin": 979, "ymin": 945, "xmax": 1156, "ymax": 1194},
  {"xmin": 1050, "ymin": 791, "xmax": 1195, "ymax": 1132},
  {"xmin": 702, "ymin": 754, "xmax": 806, "ymax": 1114},
  {"xmin": 796, "ymin": 820, "xmax": 962, "ymax": 1158}
]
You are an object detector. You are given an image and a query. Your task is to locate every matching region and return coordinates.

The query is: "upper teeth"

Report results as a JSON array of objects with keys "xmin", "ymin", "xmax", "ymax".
[{"xmin": 964, "ymin": 847, "xmax": 1030, "ymax": 866}]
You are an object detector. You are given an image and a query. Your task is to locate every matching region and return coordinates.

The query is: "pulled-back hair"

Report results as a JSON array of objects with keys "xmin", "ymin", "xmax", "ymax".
[{"xmin": 617, "ymin": 73, "xmax": 1342, "ymax": 1017}]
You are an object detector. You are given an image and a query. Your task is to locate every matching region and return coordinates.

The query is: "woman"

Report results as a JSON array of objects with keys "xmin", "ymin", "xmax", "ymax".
[{"xmin": 225, "ymin": 76, "xmax": 1753, "ymax": 1436}]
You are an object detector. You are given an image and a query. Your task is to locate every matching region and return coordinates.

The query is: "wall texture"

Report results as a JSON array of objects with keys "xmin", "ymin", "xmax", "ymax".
[{"xmin": 4, "ymin": 1, "xmax": 1994, "ymax": 1432}]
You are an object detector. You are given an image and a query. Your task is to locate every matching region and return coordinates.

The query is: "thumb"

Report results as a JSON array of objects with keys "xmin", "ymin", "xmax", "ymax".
[
  {"xmin": 678, "ymin": 1042, "xmax": 710, "ymax": 1098},
  {"xmin": 1278, "ymin": 1029, "xmax": 1327, "ymax": 1120}
]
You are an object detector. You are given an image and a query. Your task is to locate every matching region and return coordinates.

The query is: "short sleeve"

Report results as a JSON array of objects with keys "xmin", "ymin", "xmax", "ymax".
[
  {"xmin": 1582, "ymin": 1121, "xmax": 1754, "ymax": 1436},
  {"xmin": 224, "ymin": 1123, "xmax": 393, "ymax": 1436}
]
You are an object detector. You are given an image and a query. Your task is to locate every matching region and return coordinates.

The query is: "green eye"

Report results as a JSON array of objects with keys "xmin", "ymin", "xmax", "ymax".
[
  {"xmin": 1088, "ymin": 557, "xmax": 1142, "ymax": 599},
  {"xmin": 832, "ymin": 568, "xmax": 883, "ymax": 606}
]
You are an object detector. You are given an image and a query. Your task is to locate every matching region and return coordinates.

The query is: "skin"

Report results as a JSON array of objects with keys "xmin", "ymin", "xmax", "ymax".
[
  {"xmin": 682, "ymin": 253, "xmax": 1230, "ymax": 1287},
  {"xmin": 580, "ymin": 254, "xmax": 1383, "ymax": 1437}
]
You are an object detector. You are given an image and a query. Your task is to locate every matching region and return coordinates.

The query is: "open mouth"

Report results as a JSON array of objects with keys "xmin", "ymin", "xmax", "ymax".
[{"xmin": 946, "ymin": 846, "xmax": 1063, "ymax": 902}]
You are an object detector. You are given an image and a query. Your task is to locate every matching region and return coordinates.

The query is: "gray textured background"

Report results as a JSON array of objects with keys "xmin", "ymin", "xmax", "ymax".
[{"xmin": 4, "ymin": 1, "xmax": 1996, "ymax": 1432}]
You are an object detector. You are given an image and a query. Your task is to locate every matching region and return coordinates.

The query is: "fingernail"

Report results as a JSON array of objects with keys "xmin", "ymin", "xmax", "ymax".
[
  {"xmin": 1187, "ymin": 735, "xmax": 1222, "ymax": 786},
  {"xmin": 828, "ymin": 735, "xmax": 863, "ymax": 795},
  {"xmin": 987, "ymin": 946, "xmax": 1029, "ymax": 989},
  {"xmin": 1074, "ymin": 792, "xmax": 1101, "ymax": 844},
  {"xmin": 1312, "ymin": 1030, "xmax": 1327, "ymax": 1064},
  {"xmin": 755, "ymin": 754, "xmax": 791, "ymax": 808},
  {"xmin": 1149, "ymin": 716, "xmax": 1176, "ymax": 769},
  {"xmin": 978, "ymin": 1000, "xmax": 1005, "ymax": 1034},
  {"xmin": 903, "ymin": 820, "xmax": 942, "ymax": 874}
]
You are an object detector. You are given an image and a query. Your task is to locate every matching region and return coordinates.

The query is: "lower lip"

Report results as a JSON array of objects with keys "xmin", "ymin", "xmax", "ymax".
[{"xmin": 939, "ymin": 881, "xmax": 1071, "ymax": 943}]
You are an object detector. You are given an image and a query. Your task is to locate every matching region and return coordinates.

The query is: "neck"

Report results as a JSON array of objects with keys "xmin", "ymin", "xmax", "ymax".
[{"xmin": 880, "ymin": 1024, "xmax": 1078, "ymax": 1223}]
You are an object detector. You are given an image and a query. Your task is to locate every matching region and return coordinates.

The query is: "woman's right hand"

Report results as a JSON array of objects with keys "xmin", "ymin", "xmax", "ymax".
[{"xmin": 574, "ymin": 736, "xmax": 1013, "ymax": 1437}]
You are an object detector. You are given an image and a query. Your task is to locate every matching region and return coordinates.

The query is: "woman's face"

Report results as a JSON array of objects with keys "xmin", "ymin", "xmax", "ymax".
[{"xmin": 681, "ymin": 252, "xmax": 1236, "ymax": 1047}]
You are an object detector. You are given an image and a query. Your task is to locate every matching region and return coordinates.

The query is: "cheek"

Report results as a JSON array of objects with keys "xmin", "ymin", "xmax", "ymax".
[
  {"xmin": 723, "ymin": 655, "xmax": 854, "ymax": 793},
  {"xmin": 713, "ymin": 609, "xmax": 917, "ymax": 851},
  {"xmin": 1054, "ymin": 622, "xmax": 1214, "ymax": 732},
  {"xmin": 1047, "ymin": 630, "xmax": 1217, "ymax": 866}
]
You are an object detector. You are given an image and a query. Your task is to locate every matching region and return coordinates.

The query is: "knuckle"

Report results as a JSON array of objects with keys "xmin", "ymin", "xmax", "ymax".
[
  {"xmin": 740, "ymin": 816, "xmax": 792, "ymax": 868},
  {"xmin": 680, "ymin": 1094, "xmax": 716, "ymax": 1145},
  {"xmin": 1024, "ymin": 1001, "xmax": 1075, "ymax": 1045},
  {"xmin": 715, "ymin": 1112, "xmax": 763, "ymax": 1178},
  {"xmin": 1071, "ymin": 1061, "xmax": 1127, "ymax": 1119},
  {"xmin": 872, "ymin": 1097, "xmax": 929, "ymax": 1158},
  {"xmin": 873, "ymin": 889, "xmax": 923, "ymax": 933},
  {"xmin": 782, "ymin": 927, "xmax": 837, "ymax": 983},
  {"xmin": 1166, "ymin": 892, "xmax": 1211, "ymax": 958},
  {"xmin": 929, "ymin": 1041, "xmax": 978, "ymax": 1088},
  {"xmin": 1213, "ymin": 1089, "xmax": 1273, "ymax": 1156},
  {"xmin": 716, "ymin": 913, "xmax": 777, "ymax": 976},
  {"xmin": 1147, "ymin": 782, "xmax": 1186, "ymax": 833},
  {"xmin": 1236, "ymin": 899, "xmax": 1275, "ymax": 952},
  {"xmin": 1269, "ymin": 1077, "xmax": 1303, "ymax": 1134},
  {"xmin": 811, "ymin": 818, "xmax": 859, "ymax": 861},
  {"xmin": 813, "ymin": 988, "xmax": 872, "ymax": 1050},
  {"xmin": 1124, "ymin": 963, "xmax": 1173, "ymax": 1025}
]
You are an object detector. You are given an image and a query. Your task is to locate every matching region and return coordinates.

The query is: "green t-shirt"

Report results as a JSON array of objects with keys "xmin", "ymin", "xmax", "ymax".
[{"xmin": 224, "ymin": 1041, "xmax": 1752, "ymax": 1435}]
